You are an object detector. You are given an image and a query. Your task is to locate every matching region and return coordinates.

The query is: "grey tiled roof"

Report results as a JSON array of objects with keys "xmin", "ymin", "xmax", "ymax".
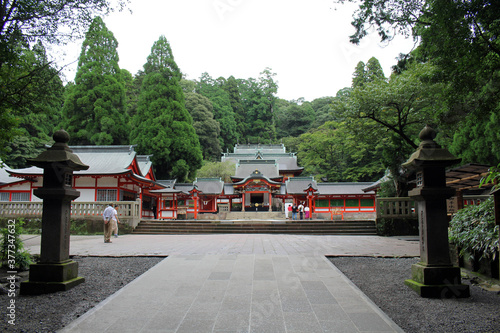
[
  {"xmin": 224, "ymin": 184, "xmax": 235, "ymax": 195},
  {"xmin": 137, "ymin": 155, "xmax": 154, "ymax": 178},
  {"xmin": 233, "ymin": 144, "xmax": 286, "ymax": 154},
  {"xmin": 194, "ymin": 178, "xmax": 224, "ymax": 194},
  {"xmin": 70, "ymin": 146, "xmax": 137, "ymax": 175},
  {"xmin": 175, "ymin": 183, "xmax": 195, "ymax": 193},
  {"xmin": 0, "ymin": 162, "xmax": 13, "ymax": 184},
  {"xmin": 316, "ymin": 183, "xmax": 376, "ymax": 195},
  {"xmin": 285, "ymin": 179, "xmax": 375, "ymax": 195},
  {"xmin": 234, "ymin": 160, "xmax": 280, "ymax": 179},
  {"xmin": 285, "ymin": 177, "xmax": 318, "ymax": 194}
]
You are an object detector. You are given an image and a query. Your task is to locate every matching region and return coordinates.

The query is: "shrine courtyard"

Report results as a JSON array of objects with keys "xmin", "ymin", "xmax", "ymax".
[{"xmin": 23, "ymin": 234, "xmax": 418, "ymax": 332}]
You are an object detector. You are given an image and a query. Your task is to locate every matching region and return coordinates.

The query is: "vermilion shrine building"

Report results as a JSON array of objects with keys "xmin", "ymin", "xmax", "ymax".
[{"xmin": 0, "ymin": 144, "xmax": 377, "ymax": 225}]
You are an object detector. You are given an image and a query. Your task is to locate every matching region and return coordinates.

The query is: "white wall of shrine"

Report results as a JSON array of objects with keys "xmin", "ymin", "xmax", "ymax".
[
  {"xmin": 74, "ymin": 189, "xmax": 95, "ymax": 201},
  {"xmin": 97, "ymin": 177, "xmax": 118, "ymax": 187}
]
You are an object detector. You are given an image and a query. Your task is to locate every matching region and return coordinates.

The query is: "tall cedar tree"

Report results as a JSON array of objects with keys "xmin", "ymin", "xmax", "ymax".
[
  {"xmin": 62, "ymin": 17, "xmax": 129, "ymax": 145},
  {"xmin": 131, "ymin": 35, "xmax": 202, "ymax": 181}
]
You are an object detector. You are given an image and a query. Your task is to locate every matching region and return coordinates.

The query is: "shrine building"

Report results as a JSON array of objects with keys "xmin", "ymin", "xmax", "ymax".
[{"xmin": 0, "ymin": 143, "xmax": 377, "ymax": 224}]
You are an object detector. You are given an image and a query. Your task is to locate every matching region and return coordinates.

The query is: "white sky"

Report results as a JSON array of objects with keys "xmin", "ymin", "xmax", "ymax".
[{"xmin": 58, "ymin": 0, "xmax": 417, "ymax": 101}]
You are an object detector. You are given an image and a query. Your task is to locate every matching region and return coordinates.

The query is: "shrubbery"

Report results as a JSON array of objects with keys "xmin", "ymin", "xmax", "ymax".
[
  {"xmin": 0, "ymin": 218, "xmax": 33, "ymax": 270},
  {"xmin": 449, "ymin": 198, "xmax": 499, "ymax": 260}
]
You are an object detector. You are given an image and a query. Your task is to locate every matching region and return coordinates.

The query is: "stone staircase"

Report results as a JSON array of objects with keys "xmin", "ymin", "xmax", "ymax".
[{"xmin": 132, "ymin": 219, "xmax": 377, "ymax": 235}]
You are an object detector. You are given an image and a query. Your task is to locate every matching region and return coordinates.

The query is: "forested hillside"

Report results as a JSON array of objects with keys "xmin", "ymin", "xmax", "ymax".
[{"xmin": 1, "ymin": 0, "xmax": 498, "ymax": 187}]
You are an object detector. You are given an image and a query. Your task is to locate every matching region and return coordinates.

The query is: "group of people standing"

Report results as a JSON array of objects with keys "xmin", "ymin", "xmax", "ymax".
[
  {"xmin": 102, "ymin": 204, "xmax": 120, "ymax": 243},
  {"xmin": 289, "ymin": 202, "xmax": 310, "ymax": 220}
]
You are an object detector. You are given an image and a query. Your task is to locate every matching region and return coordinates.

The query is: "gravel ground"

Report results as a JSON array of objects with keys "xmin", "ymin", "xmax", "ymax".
[
  {"xmin": 0, "ymin": 256, "xmax": 164, "ymax": 333},
  {"xmin": 330, "ymin": 257, "xmax": 500, "ymax": 333},
  {"xmin": 1, "ymin": 256, "xmax": 499, "ymax": 332}
]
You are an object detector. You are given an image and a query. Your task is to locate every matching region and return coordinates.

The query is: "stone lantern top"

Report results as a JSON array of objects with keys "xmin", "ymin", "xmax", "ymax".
[
  {"xmin": 402, "ymin": 125, "xmax": 461, "ymax": 170},
  {"xmin": 28, "ymin": 129, "xmax": 89, "ymax": 171}
]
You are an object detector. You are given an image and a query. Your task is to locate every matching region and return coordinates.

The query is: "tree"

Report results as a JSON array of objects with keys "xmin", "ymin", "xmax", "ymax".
[
  {"xmin": 62, "ymin": 17, "xmax": 129, "ymax": 145},
  {"xmin": 352, "ymin": 61, "xmax": 366, "ymax": 88},
  {"xmin": 184, "ymin": 92, "xmax": 221, "ymax": 161},
  {"xmin": 2, "ymin": 42, "xmax": 65, "ymax": 167},
  {"xmin": 196, "ymin": 160, "xmax": 236, "ymax": 183},
  {"xmin": 197, "ymin": 73, "xmax": 238, "ymax": 151},
  {"xmin": 238, "ymin": 68, "xmax": 278, "ymax": 142},
  {"xmin": 334, "ymin": 61, "xmax": 446, "ymax": 195},
  {"xmin": 275, "ymin": 101, "xmax": 315, "ymax": 138},
  {"xmin": 338, "ymin": 0, "xmax": 500, "ymax": 165},
  {"xmin": 343, "ymin": 62, "xmax": 444, "ymax": 150},
  {"xmin": 222, "ymin": 76, "xmax": 245, "ymax": 140},
  {"xmin": 333, "ymin": 0, "xmax": 425, "ymax": 44},
  {"xmin": 130, "ymin": 35, "xmax": 202, "ymax": 181},
  {"xmin": 297, "ymin": 121, "xmax": 384, "ymax": 182},
  {"xmin": 0, "ymin": 0, "xmax": 127, "ymax": 156}
]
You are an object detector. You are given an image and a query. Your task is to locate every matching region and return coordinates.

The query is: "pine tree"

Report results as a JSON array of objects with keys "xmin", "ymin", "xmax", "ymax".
[
  {"xmin": 131, "ymin": 35, "xmax": 202, "ymax": 181},
  {"xmin": 62, "ymin": 17, "xmax": 129, "ymax": 145}
]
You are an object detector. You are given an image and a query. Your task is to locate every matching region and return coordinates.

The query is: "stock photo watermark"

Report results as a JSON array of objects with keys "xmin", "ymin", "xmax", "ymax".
[
  {"xmin": 213, "ymin": 0, "xmax": 245, "ymax": 21},
  {"xmin": 5, "ymin": 219, "xmax": 18, "ymax": 326}
]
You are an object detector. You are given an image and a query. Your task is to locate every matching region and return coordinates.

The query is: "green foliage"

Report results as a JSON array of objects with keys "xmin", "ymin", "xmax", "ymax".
[
  {"xmin": 0, "ymin": 0, "xmax": 128, "ymax": 158},
  {"xmin": 0, "ymin": 219, "xmax": 32, "ymax": 270},
  {"xmin": 376, "ymin": 217, "xmax": 419, "ymax": 237},
  {"xmin": 480, "ymin": 163, "xmax": 500, "ymax": 192},
  {"xmin": 332, "ymin": 60, "xmax": 447, "ymax": 194},
  {"xmin": 131, "ymin": 35, "xmax": 202, "ymax": 181},
  {"xmin": 238, "ymin": 68, "xmax": 278, "ymax": 142},
  {"xmin": 197, "ymin": 73, "xmax": 238, "ymax": 152},
  {"xmin": 449, "ymin": 198, "xmax": 499, "ymax": 261},
  {"xmin": 222, "ymin": 76, "xmax": 246, "ymax": 140},
  {"xmin": 275, "ymin": 101, "xmax": 315, "ymax": 138},
  {"xmin": 62, "ymin": 17, "xmax": 129, "ymax": 145},
  {"xmin": 333, "ymin": 0, "xmax": 423, "ymax": 44},
  {"xmin": 297, "ymin": 121, "xmax": 384, "ymax": 182},
  {"xmin": 197, "ymin": 161, "xmax": 236, "ymax": 183},
  {"xmin": 1, "ymin": 42, "xmax": 64, "ymax": 162},
  {"xmin": 184, "ymin": 92, "xmax": 221, "ymax": 161},
  {"xmin": 340, "ymin": 0, "xmax": 500, "ymax": 167}
]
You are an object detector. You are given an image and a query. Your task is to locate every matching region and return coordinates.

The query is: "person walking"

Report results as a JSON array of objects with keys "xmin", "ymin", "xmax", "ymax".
[{"xmin": 103, "ymin": 204, "xmax": 119, "ymax": 243}]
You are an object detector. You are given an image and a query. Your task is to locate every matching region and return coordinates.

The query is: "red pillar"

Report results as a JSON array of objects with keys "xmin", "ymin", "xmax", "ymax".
[{"xmin": 193, "ymin": 195, "xmax": 198, "ymax": 219}]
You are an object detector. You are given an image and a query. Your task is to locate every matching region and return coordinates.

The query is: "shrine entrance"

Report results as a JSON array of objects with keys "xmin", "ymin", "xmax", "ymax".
[{"xmin": 235, "ymin": 171, "xmax": 282, "ymax": 212}]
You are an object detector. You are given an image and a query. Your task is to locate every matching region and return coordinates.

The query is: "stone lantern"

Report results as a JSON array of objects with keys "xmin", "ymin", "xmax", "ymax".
[
  {"xmin": 20, "ymin": 130, "xmax": 89, "ymax": 295},
  {"xmin": 402, "ymin": 125, "xmax": 470, "ymax": 298}
]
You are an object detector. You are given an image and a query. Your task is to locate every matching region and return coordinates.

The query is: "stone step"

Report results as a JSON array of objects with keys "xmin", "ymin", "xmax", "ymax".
[{"xmin": 132, "ymin": 220, "xmax": 377, "ymax": 235}]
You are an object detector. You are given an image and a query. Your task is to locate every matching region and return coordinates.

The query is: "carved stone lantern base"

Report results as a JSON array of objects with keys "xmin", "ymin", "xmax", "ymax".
[
  {"xmin": 20, "ymin": 261, "xmax": 85, "ymax": 295},
  {"xmin": 405, "ymin": 263, "xmax": 470, "ymax": 298}
]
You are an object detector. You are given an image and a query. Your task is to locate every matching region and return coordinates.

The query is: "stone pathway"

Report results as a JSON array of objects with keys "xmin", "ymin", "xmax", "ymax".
[{"xmin": 24, "ymin": 234, "xmax": 419, "ymax": 332}]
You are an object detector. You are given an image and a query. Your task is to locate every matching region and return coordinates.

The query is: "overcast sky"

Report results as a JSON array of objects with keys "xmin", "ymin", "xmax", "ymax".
[{"xmin": 59, "ymin": 0, "xmax": 417, "ymax": 101}]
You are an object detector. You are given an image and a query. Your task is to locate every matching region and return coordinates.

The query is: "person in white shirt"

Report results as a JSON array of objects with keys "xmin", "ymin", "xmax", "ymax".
[
  {"xmin": 103, "ymin": 204, "xmax": 119, "ymax": 243},
  {"xmin": 298, "ymin": 203, "xmax": 304, "ymax": 220}
]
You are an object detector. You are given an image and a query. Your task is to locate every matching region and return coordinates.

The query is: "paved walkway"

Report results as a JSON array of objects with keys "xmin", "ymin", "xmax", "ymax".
[{"xmin": 24, "ymin": 234, "xmax": 419, "ymax": 332}]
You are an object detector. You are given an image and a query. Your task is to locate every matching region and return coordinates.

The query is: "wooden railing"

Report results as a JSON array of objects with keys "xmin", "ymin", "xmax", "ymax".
[
  {"xmin": 0, "ymin": 201, "xmax": 141, "ymax": 226},
  {"xmin": 376, "ymin": 197, "xmax": 417, "ymax": 218}
]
